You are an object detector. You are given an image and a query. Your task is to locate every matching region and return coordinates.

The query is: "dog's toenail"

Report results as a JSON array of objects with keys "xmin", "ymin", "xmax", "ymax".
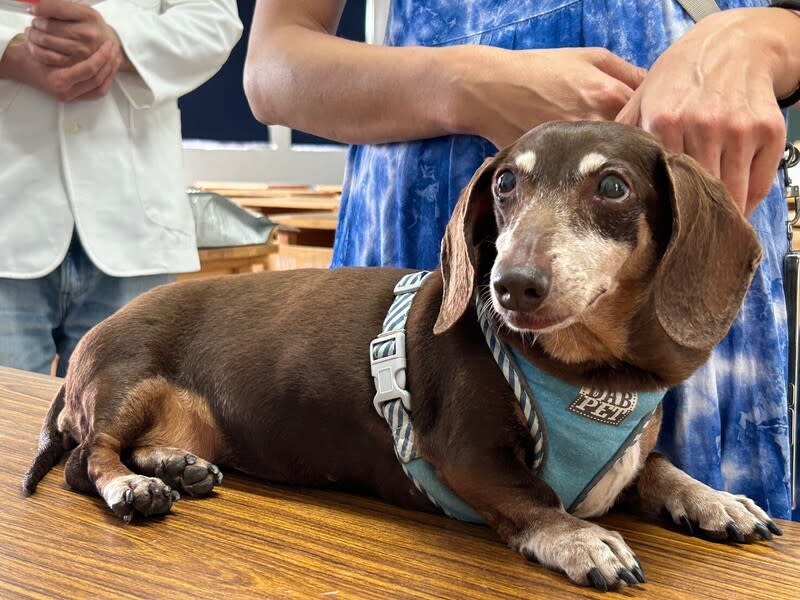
[
  {"xmin": 618, "ymin": 568, "xmax": 637, "ymax": 586},
  {"xmin": 632, "ymin": 564, "xmax": 647, "ymax": 583},
  {"xmin": 185, "ymin": 454, "xmax": 197, "ymax": 465},
  {"xmin": 588, "ymin": 568, "xmax": 607, "ymax": 592},
  {"xmin": 767, "ymin": 521, "xmax": 783, "ymax": 536},
  {"xmin": 124, "ymin": 489, "xmax": 133, "ymax": 504},
  {"xmin": 726, "ymin": 522, "xmax": 745, "ymax": 543},
  {"xmin": 754, "ymin": 522, "xmax": 772, "ymax": 540}
]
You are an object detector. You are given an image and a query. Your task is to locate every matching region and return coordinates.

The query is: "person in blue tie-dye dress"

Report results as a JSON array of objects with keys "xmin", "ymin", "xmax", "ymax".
[{"xmin": 246, "ymin": 1, "xmax": 800, "ymax": 520}]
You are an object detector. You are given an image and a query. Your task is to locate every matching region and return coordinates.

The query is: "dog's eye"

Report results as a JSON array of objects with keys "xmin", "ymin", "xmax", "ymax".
[
  {"xmin": 598, "ymin": 175, "xmax": 628, "ymax": 200},
  {"xmin": 495, "ymin": 170, "xmax": 516, "ymax": 196}
]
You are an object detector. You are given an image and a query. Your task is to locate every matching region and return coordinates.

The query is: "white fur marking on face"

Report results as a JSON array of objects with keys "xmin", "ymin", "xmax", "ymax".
[
  {"xmin": 493, "ymin": 218, "xmax": 520, "ymax": 256},
  {"xmin": 577, "ymin": 152, "xmax": 607, "ymax": 177},
  {"xmin": 547, "ymin": 229, "xmax": 630, "ymax": 312},
  {"xmin": 515, "ymin": 151, "xmax": 537, "ymax": 173}
]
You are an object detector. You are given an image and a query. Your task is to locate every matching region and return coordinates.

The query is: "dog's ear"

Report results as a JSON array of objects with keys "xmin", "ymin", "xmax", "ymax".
[
  {"xmin": 434, "ymin": 156, "xmax": 497, "ymax": 335},
  {"xmin": 654, "ymin": 152, "xmax": 762, "ymax": 351}
]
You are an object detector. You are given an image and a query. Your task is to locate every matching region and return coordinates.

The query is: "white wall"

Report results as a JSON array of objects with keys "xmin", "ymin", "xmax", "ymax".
[{"xmin": 182, "ymin": 126, "xmax": 347, "ymax": 186}]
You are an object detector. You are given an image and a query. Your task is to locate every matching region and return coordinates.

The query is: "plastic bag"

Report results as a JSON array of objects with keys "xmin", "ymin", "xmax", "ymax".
[{"xmin": 188, "ymin": 191, "xmax": 276, "ymax": 249}]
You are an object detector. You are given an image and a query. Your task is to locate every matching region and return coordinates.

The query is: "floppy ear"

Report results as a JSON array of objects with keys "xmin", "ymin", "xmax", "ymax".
[
  {"xmin": 433, "ymin": 157, "xmax": 497, "ymax": 335},
  {"xmin": 654, "ymin": 152, "xmax": 762, "ymax": 351}
]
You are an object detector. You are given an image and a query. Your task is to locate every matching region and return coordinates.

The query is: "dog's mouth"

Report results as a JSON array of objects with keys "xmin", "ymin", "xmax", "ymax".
[
  {"xmin": 501, "ymin": 310, "xmax": 573, "ymax": 333},
  {"xmin": 494, "ymin": 286, "xmax": 610, "ymax": 334}
]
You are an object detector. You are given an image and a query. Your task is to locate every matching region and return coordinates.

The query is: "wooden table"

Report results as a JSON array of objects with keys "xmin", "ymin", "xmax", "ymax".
[
  {"xmin": 233, "ymin": 195, "xmax": 340, "ymax": 215},
  {"xmin": 2, "ymin": 367, "xmax": 799, "ymax": 599},
  {"xmin": 270, "ymin": 211, "xmax": 338, "ymax": 250},
  {"xmin": 176, "ymin": 243, "xmax": 277, "ymax": 281}
]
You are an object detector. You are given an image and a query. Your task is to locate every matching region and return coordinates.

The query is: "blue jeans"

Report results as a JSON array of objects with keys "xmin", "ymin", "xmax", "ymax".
[{"xmin": 0, "ymin": 234, "xmax": 174, "ymax": 376}]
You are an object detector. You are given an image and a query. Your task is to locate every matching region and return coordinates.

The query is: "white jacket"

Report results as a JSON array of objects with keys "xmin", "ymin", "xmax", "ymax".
[{"xmin": 0, "ymin": 0, "xmax": 243, "ymax": 278}]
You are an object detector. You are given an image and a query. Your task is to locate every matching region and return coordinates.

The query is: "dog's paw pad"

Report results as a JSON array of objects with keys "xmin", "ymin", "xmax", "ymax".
[
  {"xmin": 106, "ymin": 475, "xmax": 176, "ymax": 521},
  {"xmin": 155, "ymin": 453, "xmax": 222, "ymax": 497}
]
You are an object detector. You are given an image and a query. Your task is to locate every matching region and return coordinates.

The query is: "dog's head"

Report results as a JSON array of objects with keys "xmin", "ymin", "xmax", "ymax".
[{"xmin": 434, "ymin": 121, "xmax": 762, "ymax": 383}]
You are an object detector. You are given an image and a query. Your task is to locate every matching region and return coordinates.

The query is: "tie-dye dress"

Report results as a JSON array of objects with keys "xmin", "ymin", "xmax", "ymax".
[{"xmin": 332, "ymin": 0, "xmax": 794, "ymax": 520}]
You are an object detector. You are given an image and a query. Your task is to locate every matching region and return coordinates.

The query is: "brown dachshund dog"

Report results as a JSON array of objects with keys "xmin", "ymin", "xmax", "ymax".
[{"xmin": 23, "ymin": 121, "xmax": 778, "ymax": 591}]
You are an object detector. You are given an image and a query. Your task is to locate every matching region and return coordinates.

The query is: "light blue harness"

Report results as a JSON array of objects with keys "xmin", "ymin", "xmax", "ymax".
[{"xmin": 370, "ymin": 272, "xmax": 665, "ymax": 523}]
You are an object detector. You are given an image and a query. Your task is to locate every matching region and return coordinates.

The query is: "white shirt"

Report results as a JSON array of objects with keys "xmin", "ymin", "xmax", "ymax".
[{"xmin": 0, "ymin": 0, "xmax": 243, "ymax": 278}]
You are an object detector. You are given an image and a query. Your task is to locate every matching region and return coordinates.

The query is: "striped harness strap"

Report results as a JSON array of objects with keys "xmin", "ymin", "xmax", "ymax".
[
  {"xmin": 370, "ymin": 271, "xmax": 465, "ymax": 516},
  {"xmin": 475, "ymin": 296, "xmax": 546, "ymax": 471},
  {"xmin": 370, "ymin": 271, "xmax": 432, "ymax": 464},
  {"xmin": 370, "ymin": 272, "xmax": 545, "ymax": 523},
  {"xmin": 372, "ymin": 273, "xmax": 662, "ymax": 520}
]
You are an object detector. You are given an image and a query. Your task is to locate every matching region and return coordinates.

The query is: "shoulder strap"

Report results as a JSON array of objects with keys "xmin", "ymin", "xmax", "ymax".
[{"xmin": 675, "ymin": 0, "xmax": 720, "ymax": 21}]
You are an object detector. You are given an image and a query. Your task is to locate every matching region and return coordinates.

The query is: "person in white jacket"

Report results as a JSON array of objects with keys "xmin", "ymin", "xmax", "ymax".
[{"xmin": 0, "ymin": 0, "xmax": 242, "ymax": 375}]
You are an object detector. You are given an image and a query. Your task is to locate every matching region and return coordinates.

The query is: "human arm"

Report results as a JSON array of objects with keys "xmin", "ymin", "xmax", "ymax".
[
  {"xmin": 616, "ymin": 6, "xmax": 800, "ymax": 215},
  {"xmin": 243, "ymin": 0, "xmax": 647, "ymax": 147},
  {"xmin": 28, "ymin": 0, "xmax": 243, "ymax": 108}
]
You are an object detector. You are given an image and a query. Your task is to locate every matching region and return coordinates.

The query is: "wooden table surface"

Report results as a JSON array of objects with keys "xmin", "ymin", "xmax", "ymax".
[
  {"xmin": 270, "ymin": 212, "xmax": 339, "ymax": 231},
  {"xmin": 233, "ymin": 196, "xmax": 341, "ymax": 214},
  {"xmin": 2, "ymin": 367, "xmax": 799, "ymax": 599}
]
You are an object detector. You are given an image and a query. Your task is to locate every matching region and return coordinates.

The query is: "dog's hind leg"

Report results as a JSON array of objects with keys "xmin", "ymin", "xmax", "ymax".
[
  {"xmin": 75, "ymin": 376, "xmax": 223, "ymax": 521},
  {"xmin": 123, "ymin": 447, "xmax": 223, "ymax": 497},
  {"xmin": 63, "ymin": 444, "xmax": 95, "ymax": 493},
  {"xmin": 86, "ymin": 433, "xmax": 179, "ymax": 522}
]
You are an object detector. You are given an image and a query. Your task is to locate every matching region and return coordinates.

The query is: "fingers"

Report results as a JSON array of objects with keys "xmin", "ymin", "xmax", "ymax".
[
  {"xmin": 643, "ymin": 112, "xmax": 685, "ymax": 155},
  {"xmin": 48, "ymin": 41, "xmax": 118, "ymax": 102},
  {"xmin": 579, "ymin": 49, "xmax": 647, "ymax": 121},
  {"xmin": 614, "ymin": 90, "xmax": 641, "ymax": 125},
  {"xmin": 63, "ymin": 40, "xmax": 114, "ymax": 85},
  {"xmin": 745, "ymin": 135, "xmax": 786, "ymax": 216},
  {"xmin": 26, "ymin": 31, "xmax": 73, "ymax": 67},
  {"xmin": 26, "ymin": 25, "xmax": 89, "ymax": 66},
  {"xmin": 61, "ymin": 41, "xmax": 117, "ymax": 101},
  {"xmin": 719, "ymin": 142, "xmax": 753, "ymax": 214},
  {"xmin": 685, "ymin": 130, "xmax": 722, "ymax": 179},
  {"xmin": 29, "ymin": 0, "xmax": 96, "ymax": 22},
  {"xmin": 73, "ymin": 50, "xmax": 122, "ymax": 101},
  {"xmin": 27, "ymin": 16, "xmax": 100, "ymax": 61},
  {"xmin": 589, "ymin": 47, "xmax": 647, "ymax": 91}
]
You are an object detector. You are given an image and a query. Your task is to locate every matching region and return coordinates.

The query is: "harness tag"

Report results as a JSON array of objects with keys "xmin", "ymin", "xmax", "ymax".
[{"xmin": 370, "ymin": 330, "xmax": 412, "ymax": 413}]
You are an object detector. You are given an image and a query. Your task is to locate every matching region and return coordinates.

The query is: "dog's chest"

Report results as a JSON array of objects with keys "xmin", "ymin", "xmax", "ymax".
[{"xmin": 506, "ymin": 348, "xmax": 663, "ymax": 515}]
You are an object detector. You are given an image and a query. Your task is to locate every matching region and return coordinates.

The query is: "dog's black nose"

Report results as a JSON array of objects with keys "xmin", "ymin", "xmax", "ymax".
[{"xmin": 493, "ymin": 268, "xmax": 550, "ymax": 312}]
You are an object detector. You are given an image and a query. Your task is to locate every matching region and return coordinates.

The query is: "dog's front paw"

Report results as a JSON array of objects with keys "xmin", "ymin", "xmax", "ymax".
[
  {"xmin": 513, "ymin": 515, "xmax": 646, "ymax": 591},
  {"xmin": 662, "ymin": 482, "xmax": 782, "ymax": 542},
  {"xmin": 103, "ymin": 475, "xmax": 180, "ymax": 523},
  {"xmin": 154, "ymin": 453, "xmax": 223, "ymax": 497}
]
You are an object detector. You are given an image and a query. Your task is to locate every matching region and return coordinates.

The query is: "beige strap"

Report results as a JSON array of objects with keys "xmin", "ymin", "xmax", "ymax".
[{"xmin": 675, "ymin": 0, "xmax": 720, "ymax": 21}]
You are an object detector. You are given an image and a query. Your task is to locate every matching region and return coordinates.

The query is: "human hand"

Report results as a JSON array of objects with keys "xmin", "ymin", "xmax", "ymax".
[
  {"xmin": 451, "ymin": 46, "xmax": 646, "ymax": 148},
  {"xmin": 17, "ymin": 39, "xmax": 121, "ymax": 101},
  {"xmin": 25, "ymin": 0, "xmax": 125, "ymax": 69},
  {"xmin": 616, "ymin": 8, "xmax": 800, "ymax": 215}
]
